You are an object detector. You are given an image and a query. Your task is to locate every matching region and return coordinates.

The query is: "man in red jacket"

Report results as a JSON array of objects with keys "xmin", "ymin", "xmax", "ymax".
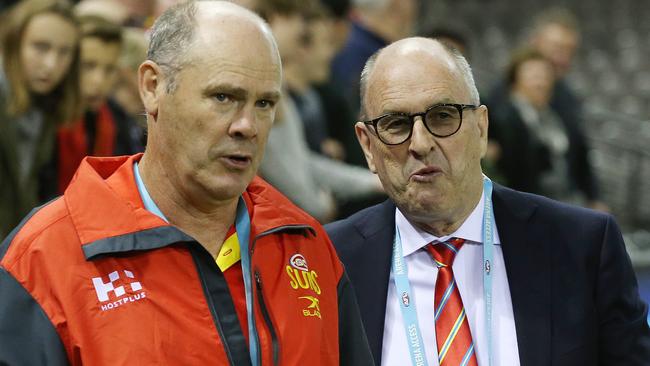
[{"xmin": 0, "ymin": 1, "xmax": 372, "ymax": 365}]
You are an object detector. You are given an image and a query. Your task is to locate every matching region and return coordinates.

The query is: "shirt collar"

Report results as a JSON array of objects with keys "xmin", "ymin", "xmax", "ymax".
[
  {"xmin": 133, "ymin": 161, "xmax": 168, "ymax": 223},
  {"xmin": 395, "ymin": 186, "xmax": 501, "ymax": 257}
]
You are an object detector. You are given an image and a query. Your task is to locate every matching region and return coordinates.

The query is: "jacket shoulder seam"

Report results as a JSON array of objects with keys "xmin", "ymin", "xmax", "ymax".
[{"xmin": 4, "ymin": 212, "xmax": 73, "ymax": 273}]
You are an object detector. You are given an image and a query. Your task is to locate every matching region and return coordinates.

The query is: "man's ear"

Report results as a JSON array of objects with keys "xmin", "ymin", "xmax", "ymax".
[
  {"xmin": 476, "ymin": 105, "xmax": 489, "ymax": 158},
  {"xmin": 138, "ymin": 60, "xmax": 164, "ymax": 120},
  {"xmin": 355, "ymin": 122, "xmax": 377, "ymax": 173}
]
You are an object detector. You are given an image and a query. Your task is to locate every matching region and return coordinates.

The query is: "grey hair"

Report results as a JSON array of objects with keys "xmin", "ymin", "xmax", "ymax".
[
  {"xmin": 358, "ymin": 39, "xmax": 481, "ymax": 121},
  {"xmin": 446, "ymin": 43, "xmax": 481, "ymax": 105},
  {"xmin": 359, "ymin": 50, "xmax": 381, "ymax": 120},
  {"xmin": 147, "ymin": 1, "xmax": 199, "ymax": 93}
]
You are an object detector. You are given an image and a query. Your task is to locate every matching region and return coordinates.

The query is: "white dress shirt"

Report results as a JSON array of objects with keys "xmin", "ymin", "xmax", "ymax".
[{"xmin": 381, "ymin": 191, "xmax": 521, "ymax": 366}]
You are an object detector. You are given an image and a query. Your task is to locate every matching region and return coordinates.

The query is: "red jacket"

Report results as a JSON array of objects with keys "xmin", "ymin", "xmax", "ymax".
[{"xmin": 0, "ymin": 154, "xmax": 372, "ymax": 365}]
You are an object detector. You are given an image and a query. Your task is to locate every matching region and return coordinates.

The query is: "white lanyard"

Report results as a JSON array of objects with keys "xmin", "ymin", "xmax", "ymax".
[
  {"xmin": 235, "ymin": 197, "xmax": 261, "ymax": 366},
  {"xmin": 392, "ymin": 177, "xmax": 495, "ymax": 366}
]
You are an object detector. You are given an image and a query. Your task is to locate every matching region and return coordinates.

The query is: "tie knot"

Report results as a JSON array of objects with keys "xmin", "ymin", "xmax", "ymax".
[{"xmin": 426, "ymin": 238, "xmax": 465, "ymax": 268}]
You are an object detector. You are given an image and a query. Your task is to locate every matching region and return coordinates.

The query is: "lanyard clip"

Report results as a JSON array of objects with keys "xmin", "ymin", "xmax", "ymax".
[{"xmin": 401, "ymin": 292, "xmax": 410, "ymax": 307}]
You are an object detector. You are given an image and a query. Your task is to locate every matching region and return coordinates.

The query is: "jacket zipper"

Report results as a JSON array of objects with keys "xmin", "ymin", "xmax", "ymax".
[
  {"xmin": 250, "ymin": 224, "xmax": 315, "ymax": 366},
  {"xmin": 255, "ymin": 270, "xmax": 279, "ymax": 366},
  {"xmin": 189, "ymin": 247, "xmax": 237, "ymax": 366}
]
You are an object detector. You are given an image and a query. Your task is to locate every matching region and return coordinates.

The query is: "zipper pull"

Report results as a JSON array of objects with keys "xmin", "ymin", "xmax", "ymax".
[{"xmin": 255, "ymin": 270, "xmax": 262, "ymax": 287}]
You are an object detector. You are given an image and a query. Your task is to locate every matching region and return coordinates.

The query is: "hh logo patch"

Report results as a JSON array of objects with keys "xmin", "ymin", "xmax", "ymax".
[{"xmin": 92, "ymin": 270, "xmax": 146, "ymax": 311}]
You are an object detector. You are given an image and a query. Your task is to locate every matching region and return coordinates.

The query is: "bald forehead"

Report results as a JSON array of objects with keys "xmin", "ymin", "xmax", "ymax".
[
  {"xmin": 190, "ymin": 2, "xmax": 280, "ymax": 66},
  {"xmin": 196, "ymin": 1, "xmax": 263, "ymax": 23},
  {"xmin": 373, "ymin": 38, "xmax": 460, "ymax": 80},
  {"xmin": 195, "ymin": 1, "xmax": 264, "ymax": 24},
  {"xmin": 367, "ymin": 38, "xmax": 465, "ymax": 100},
  {"xmin": 363, "ymin": 37, "xmax": 474, "ymax": 115},
  {"xmin": 190, "ymin": 1, "xmax": 277, "ymax": 55}
]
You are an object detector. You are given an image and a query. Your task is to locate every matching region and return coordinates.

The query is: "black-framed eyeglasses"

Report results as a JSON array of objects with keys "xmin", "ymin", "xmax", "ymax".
[{"xmin": 362, "ymin": 103, "xmax": 478, "ymax": 145}]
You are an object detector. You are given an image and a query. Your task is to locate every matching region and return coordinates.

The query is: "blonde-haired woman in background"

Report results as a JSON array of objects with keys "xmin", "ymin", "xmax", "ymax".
[{"xmin": 0, "ymin": 0, "xmax": 82, "ymax": 238}]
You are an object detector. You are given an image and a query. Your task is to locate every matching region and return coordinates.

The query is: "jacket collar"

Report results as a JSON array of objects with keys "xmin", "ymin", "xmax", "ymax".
[
  {"xmin": 64, "ymin": 154, "xmax": 316, "ymax": 260},
  {"xmin": 352, "ymin": 199, "xmax": 396, "ymax": 240}
]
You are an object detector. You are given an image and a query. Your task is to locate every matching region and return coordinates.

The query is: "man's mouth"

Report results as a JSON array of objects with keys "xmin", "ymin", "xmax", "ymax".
[
  {"xmin": 222, "ymin": 153, "xmax": 252, "ymax": 169},
  {"xmin": 410, "ymin": 166, "xmax": 442, "ymax": 182}
]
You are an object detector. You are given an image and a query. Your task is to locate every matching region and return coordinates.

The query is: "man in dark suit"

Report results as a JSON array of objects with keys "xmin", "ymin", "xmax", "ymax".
[{"xmin": 326, "ymin": 37, "xmax": 650, "ymax": 365}]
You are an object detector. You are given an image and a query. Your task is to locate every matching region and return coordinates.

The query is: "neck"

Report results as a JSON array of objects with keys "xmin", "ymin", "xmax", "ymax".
[
  {"xmin": 407, "ymin": 178, "xmax": 484, "ymax": 237},
  {"xmin": 138, "ymin": 153, "xmax": 238, "ymax": 257}
]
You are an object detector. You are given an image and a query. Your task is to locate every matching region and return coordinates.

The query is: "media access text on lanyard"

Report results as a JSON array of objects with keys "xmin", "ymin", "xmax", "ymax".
[{"xmin": 392, "ymin": 177, "xmax": 495, "ymax": 366}]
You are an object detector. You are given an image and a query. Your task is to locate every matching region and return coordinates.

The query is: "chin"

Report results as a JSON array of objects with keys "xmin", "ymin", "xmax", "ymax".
[
  {"xmin": 394, "ymin": 191, "xmax": 442, "ymax": 216},
  {"xmin": 203, "ymin": 184, "xmax": 246, "ymax": 202},
  {"xmin": 213, "ymin": 175, "xmax": 253, "ymax": 197},
  {"xmin": 413, "ymin": 186, "xmax": 445, "ymax": 203}
]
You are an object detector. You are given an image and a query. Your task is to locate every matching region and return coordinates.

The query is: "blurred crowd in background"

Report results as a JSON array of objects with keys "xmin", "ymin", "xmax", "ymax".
[{"xmin": 0, "ymin": 0, "xmax": 649, "ymax": 268}]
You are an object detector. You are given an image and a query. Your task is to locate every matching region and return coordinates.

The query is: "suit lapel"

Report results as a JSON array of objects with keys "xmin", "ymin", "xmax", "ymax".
[
  {"xmin": 351, "ymin": 200, "xmax": 395, "ymax": 364},
  {"xmin": 493, "ymin": 185, "xmax": 552, "ymax": 366}
]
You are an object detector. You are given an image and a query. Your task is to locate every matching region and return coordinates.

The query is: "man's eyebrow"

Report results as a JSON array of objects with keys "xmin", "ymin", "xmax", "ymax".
[
  {"xmin": 206, "ymin": 83, "xmax": 248, "ymax": 99},
  {"xmin": 260, "ymin": 91, "xmax": 282, "ymax": 101},
  {"xmin": 206, "ymin": 84, "xmax": 281, "ymax": 102},
  {"xmin": 378, "ymin": 98, "xmax": 459, "ymax": 116}
]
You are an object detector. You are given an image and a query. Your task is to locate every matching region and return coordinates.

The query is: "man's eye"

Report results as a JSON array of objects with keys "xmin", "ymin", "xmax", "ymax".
[
  {"xmin": 214, "ymin": 93, "xmax": 230, "ymax": 102},
  {"xmin": 256, "ymin": 99, "xmax": 275, "ymax": 109},
  {"xmin": 381, "ymin": 116, "xmax": 409, "ymax": 131},
  {"xmin": 429, "ymin": 106, "xmax": 459, "ymax": 121}
]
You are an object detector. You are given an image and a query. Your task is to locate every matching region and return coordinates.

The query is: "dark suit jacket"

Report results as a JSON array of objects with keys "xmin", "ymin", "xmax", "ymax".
[{"xmin": 325, "ymin": 184, "xmax": 650, "ymax": 365}]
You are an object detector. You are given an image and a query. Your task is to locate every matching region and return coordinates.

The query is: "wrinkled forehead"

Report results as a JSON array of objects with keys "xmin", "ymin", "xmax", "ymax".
[{"xmin": 366, "ymin": 45, "xmax": 469, "ymax": 113}]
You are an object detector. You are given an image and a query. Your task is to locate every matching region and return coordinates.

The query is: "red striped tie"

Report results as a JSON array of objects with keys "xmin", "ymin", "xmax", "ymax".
[{"xmin": 426, "ymin": 238, "xmax": 478, "ymax": 366}]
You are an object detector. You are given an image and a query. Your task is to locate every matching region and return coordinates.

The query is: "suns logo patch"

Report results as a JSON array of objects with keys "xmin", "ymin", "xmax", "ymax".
[
  {"xmin": 286, "ymin": 253, "xmax": 321, "ymax": 295},
  {"xmin": 286, "ymin": 253, "xmax": 323, "ymax": 319}
]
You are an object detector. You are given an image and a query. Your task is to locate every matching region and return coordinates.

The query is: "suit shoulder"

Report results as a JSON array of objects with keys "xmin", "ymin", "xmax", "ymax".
[
  {"xmin": 326, "ymin": 201, "xmax": 391, "ymax": 239},
  {"xmin": 532, "ymin": 192, "xmax": 609, "ymax": 223},
  {"xmin": 498, "ymin": 186, "xmax": 614, "ymax": 231}
]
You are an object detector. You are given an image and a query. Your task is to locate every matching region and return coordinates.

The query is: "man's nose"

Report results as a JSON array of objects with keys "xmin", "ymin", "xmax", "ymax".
[
  {"xmin": 409, "ymin": 116, "xmax": 435, "ymax": 157},
  {"xmin": 229, "ymin": 106, "xmax": 258, "ymax": 138}
]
